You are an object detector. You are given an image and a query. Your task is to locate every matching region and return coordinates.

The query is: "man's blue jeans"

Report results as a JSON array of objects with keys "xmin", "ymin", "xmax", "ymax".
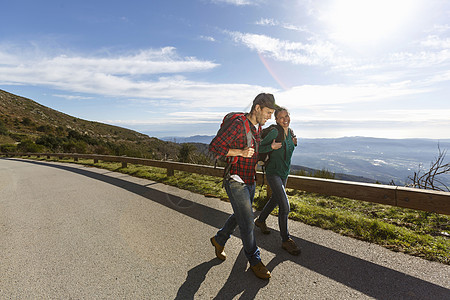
[
  {"xmin": 258, "ymin": 174, "xmax": 290, "ymax": 242},
  {"xmin": 214, "ymin": 179, "xmax": 261, "ymax": 266}
]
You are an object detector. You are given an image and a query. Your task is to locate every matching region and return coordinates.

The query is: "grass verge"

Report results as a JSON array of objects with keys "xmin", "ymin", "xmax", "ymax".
[{"xmin": 25, "ymin": 156, "xmax": 450, "ymax": 264}]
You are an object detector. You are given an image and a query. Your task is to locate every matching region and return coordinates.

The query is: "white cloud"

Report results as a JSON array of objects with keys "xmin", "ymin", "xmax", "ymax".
[
  {"xmin": 11, "ymin": 47, "xmax": 218, "ymax": 76},
  {"xmin": 255, "ymin": 18, "xmax": 308, "ymax": 33},
  {"xmin": 5, "ymin": 69, "xmax": 271, "ymax": 107},
  {"xmin": 0, "ymin": 45, "xmax": 277, "ymax": 107},
  {"xmin": 53, "ymin": 94, "xmax": 94, "ymax": 100},
  {"xmin": 103, "ymin": 80, "xmax": 441, "ymax": 133},
  {"xmin": 211, "ymin": 0, "xmax": 255, "ymax": 6},
  {"xmin": 255, "ymin": 18, "xmax": 278, "ymax": 26},
  {"xmin": 429, "ymin": 24, "xmax": 450, "ymax": 33},
  {"xmin": 281, "ymin": 23, "xmax": 309, "ymax": 32},
  {"xmin": 420, "ymin": 35, "xmax": 450, "ymax": 49},
  {"xmin": 276, "ymin": 82, "xmax": 426, "ymax": 108},
  {"xmin": 387, "ymin": 49, "xmax": 450, "ymax": 69},
  {"xmin": 199, "ymin": 35, "xmax": 216, "ymax": 42},
  {"xmin": 226, "ymin": 27, "xmax": 450, "ymax": 88},
  {"xmin": 106, "ymin": 111, "xmax": 223, "ymax": 126},
  {"xmin": 228, "ymin": 31, "xmax": 342, "ymax": 66},
  {"xmin": 377, "ymin": 109, "xmax": 450, "ymax": 122}
]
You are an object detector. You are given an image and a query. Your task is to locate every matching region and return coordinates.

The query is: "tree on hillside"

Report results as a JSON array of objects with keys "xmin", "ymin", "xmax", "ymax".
[
  {"xmin": 21, "ymin": 117, "xmax": 33, "ymax": 127},
  {"xmin": 179, "ymin": 144, "xmax": 196, "ymax": 163},
  {"xmin": 37, "ymin": 125, "xmax": 53, "ymax": 134},
  {"xmin": 407, "ymin": 144, "xmax": 449, "ymax": 192},
  {"xmin": 177, "ymin": 143, "xmax": 212, "ymax": 164}
]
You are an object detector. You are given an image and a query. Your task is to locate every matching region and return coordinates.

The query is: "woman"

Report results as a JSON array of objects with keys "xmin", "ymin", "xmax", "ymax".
[{"xmin": 255, "ymin": 107, "xmax": 301, "ymax": 255}]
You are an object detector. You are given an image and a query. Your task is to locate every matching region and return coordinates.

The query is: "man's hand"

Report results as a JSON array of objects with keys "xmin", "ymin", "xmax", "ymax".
[
  {"xmin": 226, "ymin": 147, "xmax": 255, "ymax": 158},
  {"xmin": 271, "ymin": 139, "xmax": 282, "ymax": 150},
  {"xmin": 241, "ymin": 147, "xmax": 255, "ymax": 158}
]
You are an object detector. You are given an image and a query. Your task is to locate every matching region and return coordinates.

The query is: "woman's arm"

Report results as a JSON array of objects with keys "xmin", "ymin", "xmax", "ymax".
[{"xmin": 259, "ymin": 128, "xmax": 281, "ymax": 153}]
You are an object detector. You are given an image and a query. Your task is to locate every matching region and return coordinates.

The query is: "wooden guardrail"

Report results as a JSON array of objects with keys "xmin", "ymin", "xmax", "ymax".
[{"xmin": 2, "ymin": 152, "xmax": 449, "ymax": 215}]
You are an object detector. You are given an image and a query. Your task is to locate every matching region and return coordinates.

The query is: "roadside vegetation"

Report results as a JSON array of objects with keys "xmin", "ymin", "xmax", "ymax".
[{"xmin": 12, "ymin": 155, "xmax": 449, "ymax": 265}]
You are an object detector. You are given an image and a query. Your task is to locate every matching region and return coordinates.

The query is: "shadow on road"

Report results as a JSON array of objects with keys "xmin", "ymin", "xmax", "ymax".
[
  {"xmin": 213, "ymin": 250, "xmax": 269, "ymax": 300},
  {"xmin": 7, "ymin": 158, "xmax": 449, "ymax": 299},
  {"xmin": 174, "ymin": 258, "xmax": 223, "ymax": 300}
]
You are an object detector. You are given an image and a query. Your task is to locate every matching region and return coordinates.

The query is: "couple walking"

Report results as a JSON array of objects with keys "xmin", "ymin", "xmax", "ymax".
[{"xmin": 209, "ymin": 93, "xmax": 300, "ymax": 279}]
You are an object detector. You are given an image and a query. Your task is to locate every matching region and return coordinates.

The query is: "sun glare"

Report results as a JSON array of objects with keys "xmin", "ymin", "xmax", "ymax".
[{"xmin": 323, "ymin": 0, "xmax": 421, "ymax": 47}]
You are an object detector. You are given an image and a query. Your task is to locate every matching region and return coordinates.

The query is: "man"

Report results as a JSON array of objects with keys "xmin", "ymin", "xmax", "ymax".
[{"xmin": 209, "ymin": 93, "xmax": 276, "ymax": 279}]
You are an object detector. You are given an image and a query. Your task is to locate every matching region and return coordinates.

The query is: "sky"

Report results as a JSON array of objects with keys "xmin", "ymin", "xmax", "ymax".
[{"xmin": 1, "ymin": 0, "xmax": 450, "ymax": 139}]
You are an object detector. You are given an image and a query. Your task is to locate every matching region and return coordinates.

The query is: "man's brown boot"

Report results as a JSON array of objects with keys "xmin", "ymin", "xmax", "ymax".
[
  {"xmin": 210, "ymin": 236, "xmax": 226, "ymax": 260},
  {"xmin": 250, "ymin": 261, "xmax": 271, "ymax": 279}
]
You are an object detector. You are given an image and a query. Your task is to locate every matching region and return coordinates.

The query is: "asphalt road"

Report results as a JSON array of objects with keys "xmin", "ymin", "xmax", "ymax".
[{"xmin": 1, "ymin": 158, "xmax": 449, "ymax": 299}]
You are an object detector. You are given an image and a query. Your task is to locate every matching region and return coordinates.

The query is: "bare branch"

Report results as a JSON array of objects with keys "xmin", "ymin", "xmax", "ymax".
[{"xmin": 407, "ymin": 144, "xmax": 450, "ymax": 192}]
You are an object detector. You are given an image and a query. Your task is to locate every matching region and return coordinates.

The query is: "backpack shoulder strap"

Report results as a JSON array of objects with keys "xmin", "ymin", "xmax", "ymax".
[
  {"xmin": 275, "ymin": 124, "xmax": 285, "ymax": 143},
  {"xmin": 242, "ymin": 117, "xmax": 252, "ymax": 148},
  {"xmin": 288, "ymin": 128, "xmax": 295, "ymax": 137},
  {"xmin": 288, "ymin": 128, "xmax": 297, "ymax": 146},
  {"xmin": 242, "ymin": 115, "xmax": 259, "ymax": 153}
]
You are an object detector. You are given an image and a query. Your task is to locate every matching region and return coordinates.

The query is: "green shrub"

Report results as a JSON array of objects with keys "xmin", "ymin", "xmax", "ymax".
[
  {"xmin": 17, "ymin": 140, "xmax": 45, "ymax": 153},
  {"xmin": 36, "ymin": 134, "xmax": 64, "ymax": 151},
  {"xmin": 0, "ymin": 144, "xmax": 17, "ymax": 152},
  {"xmin": 62, "ymin": 140, "xmax": 87, "ymax": 153},
  {"xmin": 37, "ymin": 125, "xmax": 53, "ymax": 133}
]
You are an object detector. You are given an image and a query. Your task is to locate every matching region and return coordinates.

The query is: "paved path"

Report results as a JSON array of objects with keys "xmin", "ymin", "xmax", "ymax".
[{"xmin": 0, "ymin": 158, "xmax": 449, "ymax": 299}]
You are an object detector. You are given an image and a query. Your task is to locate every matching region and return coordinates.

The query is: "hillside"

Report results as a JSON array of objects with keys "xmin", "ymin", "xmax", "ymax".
[{"xmin": 0, "ymin": 89, "xmax": 179, "ymax": 159}]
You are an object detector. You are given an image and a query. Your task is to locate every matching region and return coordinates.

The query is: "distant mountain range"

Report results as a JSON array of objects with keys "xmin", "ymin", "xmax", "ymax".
[
  {"xmin": 162, "ymin": 135, "xmax": 214, "ymax": 144},
  {"xmin": 162, "ymin": 135, "xmax": 450, "ymax": 186}
]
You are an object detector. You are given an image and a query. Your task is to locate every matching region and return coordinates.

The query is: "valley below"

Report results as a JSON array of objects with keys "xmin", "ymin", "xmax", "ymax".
[{"xmin": 163, "ymin": 135, "xmax": 450, "ymax": 186}]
